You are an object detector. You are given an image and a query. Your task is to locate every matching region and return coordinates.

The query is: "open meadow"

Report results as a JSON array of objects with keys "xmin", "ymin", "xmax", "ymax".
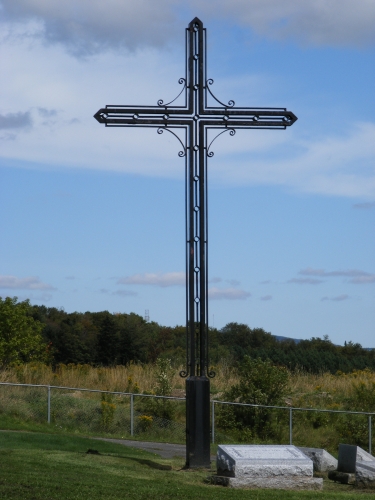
[
  {"xmin": 0, "ymin": 362, "xmax": 374, "ymax": 456},
  {"xmin": 2, "ymin": 362, "xmax": 375, "ymax": 402}
]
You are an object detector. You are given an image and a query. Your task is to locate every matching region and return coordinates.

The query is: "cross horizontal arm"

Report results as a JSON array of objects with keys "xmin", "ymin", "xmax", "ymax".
[
  {"xmin": 94, "ymin": 105, "xmax": 190, "ymax": 120},
  {"xmin": 95, "ymin": 115, "xmax": 192, "ymax": 127},
  {"xmin": 202, "ymin": 118, "xmax": 293, "ymax": 128},
  {"xmin": 95, "ymin": 108, "xmax": 297, "ymax": 128},
  {"xmin": 202, "ymin": 108, "xmax": 297, "ymax": 123}
]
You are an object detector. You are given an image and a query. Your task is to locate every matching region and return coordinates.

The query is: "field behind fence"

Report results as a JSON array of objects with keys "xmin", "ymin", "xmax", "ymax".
[{"xmin": 0, "ymin": 379, "xmax": 374, "ymax": 455}]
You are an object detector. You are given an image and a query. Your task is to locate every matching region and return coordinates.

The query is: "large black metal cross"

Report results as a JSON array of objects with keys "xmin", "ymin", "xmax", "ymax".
[{"xmin": 94, "ymin": 17, "xmax": 297, "ymax": 468}]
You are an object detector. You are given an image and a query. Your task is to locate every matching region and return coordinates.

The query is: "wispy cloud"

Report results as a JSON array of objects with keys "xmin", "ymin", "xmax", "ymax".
[
  {"xmin": 0, "ymin": 275, "xmax": 56, "ymax": 290},
  {"xmin": 208, "ymin": 287, "xmax": 251, "ymax": 300},
  {"xmin": 353, "ymin": 202, "xmax": 375, "ymax": 210},
  {"xmin": 260, "ymin": 295, "xmax": 272, "ymax": 301},
  {"xmin": 288, "ymin": 278, "xmax": 324, "ymax": 285},
  {"xmin": 38, "ymin": 108, "xmax": 58, "ymax": 118},
  {"xmin": 112, "ymin": 290, "xmax": 137, "ymax": 297},
  {"xmin": 321, "ymin": 295, "xmax": 350, "ymax": 302},
  {"xmin": 215, "ymin": 122, "xmax": 375, "ymax": 199},
  {"xmin": 1, "ymin": 0, "xmax": 373, "ymax": 56},
  {"xmin": 0, "ymin": 292, "xmax": 54, "ymax": 302},
  {"xmin": 209, "ymin": 277, "xmax": 222, "ymax": 284},
  {"xmin": 118, "ymin": 272, "xmax": 185, "ymax": 287},
  {"xmin": 350, "ymin": 275, "xmax": 375, "ymax": 284},
  {"xmin": 0, "ymin": 111, "xmax": 32, "ymax": 129},
  {"xmin": 226, "ymin": 279, "xmax": 241, "ymax": 286},
  {"xmin": 299, "ymin": 268, "xmax": 375, "ymax": 284},
  {"xmin": 195, "ymin": 0, "xmax": 375, "ymax": 47},
  {"xmin": 0, "ymin": 0, "xmax": 179, "ymax": 57}
]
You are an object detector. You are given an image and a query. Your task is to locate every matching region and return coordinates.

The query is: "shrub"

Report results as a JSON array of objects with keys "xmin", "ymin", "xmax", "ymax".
[
  {"xmin": 139, "ymin": 358, "xmax": 176, "ymax": 422},
  {"xmin": 100, "ymin": 392, "xmax": 116, "ymax": 430},
  {"xmin": 217, "ymin": 356, "xmax": 289, "ymax": 440}
]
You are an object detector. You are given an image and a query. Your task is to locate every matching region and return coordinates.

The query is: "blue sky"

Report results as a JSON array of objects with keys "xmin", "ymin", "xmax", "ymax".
[{"xmin": 1, "ymin": 1, "xmax": 374, "ymax": 347}]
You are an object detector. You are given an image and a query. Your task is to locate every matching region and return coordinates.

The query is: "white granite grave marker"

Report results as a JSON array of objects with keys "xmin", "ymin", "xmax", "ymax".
[{"xmin": 216, "ymin": 445, "xmax": 323, "ymax": 490}]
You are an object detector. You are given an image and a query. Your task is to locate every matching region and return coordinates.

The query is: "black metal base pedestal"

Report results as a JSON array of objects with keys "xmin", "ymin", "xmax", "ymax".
[{"xmin": 185, "ymin": 376, "xmax": 211, "ymax": 468}]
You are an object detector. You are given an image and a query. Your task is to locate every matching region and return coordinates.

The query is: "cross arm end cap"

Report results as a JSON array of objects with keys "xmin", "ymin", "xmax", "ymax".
[{"xmin": 94, "ymin": 109, "xmax": 107, "ymax": 123}]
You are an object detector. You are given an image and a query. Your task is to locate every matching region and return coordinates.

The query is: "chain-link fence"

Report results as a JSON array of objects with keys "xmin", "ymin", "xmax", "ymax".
[
  {"xmin": 0, "ymin": 382, "xmax": 185, "ymax": 442},
  {"xmin": 0, "ymin": 382, "xmax": 373, "ymax": 452},
  {"xmin": 211, "ymin": 400, "xmax": 374, "ymax": 454}
]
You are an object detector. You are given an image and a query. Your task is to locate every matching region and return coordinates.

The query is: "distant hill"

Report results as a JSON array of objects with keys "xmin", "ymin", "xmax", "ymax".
[{"xmin": 273, "ymin": 334, "xmax": 373, "ymax": 350}]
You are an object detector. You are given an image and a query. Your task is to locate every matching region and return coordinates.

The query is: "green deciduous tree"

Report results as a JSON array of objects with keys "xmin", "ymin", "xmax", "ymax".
[{"xmin": 0, "ymin": 297, "xmax": 47, "ymax": 367}]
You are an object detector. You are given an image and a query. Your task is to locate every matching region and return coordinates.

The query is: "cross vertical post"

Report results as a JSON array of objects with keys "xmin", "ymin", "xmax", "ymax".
[{"xmin": 94, "ymin": 17, "xmax": 297, "ymax": 468}]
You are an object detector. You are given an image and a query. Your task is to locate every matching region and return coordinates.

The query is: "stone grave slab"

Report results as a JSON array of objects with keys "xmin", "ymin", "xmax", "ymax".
[
  {"xmin": 356, "ymin": 446, "xmax": 375, "ymax": 463},
  {"xmin": 338, "ymin": 444, "xmax": 357, "ymax": 473},
  {"xmin": 329, "ymin": 444, "xmax": 374, "ymax": 486},
  {"xmin": 298, "ymin": 447, "xmax": 337, "ymax": 472},
  {"xmin": 356, "ymin": 461, "xmax": 375, "ymax": 487},
  {"xmin": 216, "ymin": 445, "xmax": 323, "ymax": 490}
]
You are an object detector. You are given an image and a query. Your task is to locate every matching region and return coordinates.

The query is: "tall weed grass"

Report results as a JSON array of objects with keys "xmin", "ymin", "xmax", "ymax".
[
  {"xmin": 0, "ymin": 361, "xmax": 238, "ymax": 396},
  {"xmin": 1, "ymin": 363, "xmax": 374, "ymax": 452},
  {"xmin": 1, "ymin": 362, "xmax": 375, "ymax": 411}
]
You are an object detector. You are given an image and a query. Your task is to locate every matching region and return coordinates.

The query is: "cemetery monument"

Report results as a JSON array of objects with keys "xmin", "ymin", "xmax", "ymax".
[{"xmin": 94, "ymin": 18, "xmax": 297, "ymax": 468}]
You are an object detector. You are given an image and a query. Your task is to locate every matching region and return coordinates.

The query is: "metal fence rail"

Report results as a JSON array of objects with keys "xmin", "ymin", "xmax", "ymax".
[
  {"xmin": 211, "ymin": 399, "xmax": 374, "ymax": 454},
  {"xmin": 0, "ymin": 382, "xmax": 373, "ymax": 453}
]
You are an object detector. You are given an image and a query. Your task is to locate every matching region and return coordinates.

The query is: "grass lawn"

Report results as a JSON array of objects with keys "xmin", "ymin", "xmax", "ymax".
[{"xmin": 0, "ymin": 430, "xmax": 374, "ymax": 499}]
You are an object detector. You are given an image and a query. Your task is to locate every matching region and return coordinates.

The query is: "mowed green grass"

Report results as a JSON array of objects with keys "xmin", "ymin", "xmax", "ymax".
[{"xmin": 0, "ymin": 431, "xmax": 373, "ymax": 500}]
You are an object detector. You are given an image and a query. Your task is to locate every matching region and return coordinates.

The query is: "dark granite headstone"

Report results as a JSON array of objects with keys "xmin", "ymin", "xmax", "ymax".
[{"xmin": 337, "ymin": 444, "xmax": 357, "ymax": 473}]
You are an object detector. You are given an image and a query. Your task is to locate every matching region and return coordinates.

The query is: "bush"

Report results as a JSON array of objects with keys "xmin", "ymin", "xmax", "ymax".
[
  {"xmin": 217, "ymin": 356, "xmax": 289, "ymax": 440},
  {"xmin": 138, "ymin": 358, "xmax": 176, "ymax": 422},
  {"xmin": 100, "ymin": 393, "xmax": 116, "ymax": 430}
]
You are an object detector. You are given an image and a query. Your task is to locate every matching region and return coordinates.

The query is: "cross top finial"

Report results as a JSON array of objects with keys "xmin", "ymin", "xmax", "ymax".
[{"xmin": 189, "ymin": 17, "xmax": 203, "ymax": 28}]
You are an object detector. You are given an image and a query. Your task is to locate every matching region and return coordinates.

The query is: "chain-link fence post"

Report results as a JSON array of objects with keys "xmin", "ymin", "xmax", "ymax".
[
  {"xmin": 369, "ymin": 415, "xmax": 372, "ymax": 455},
  {"xmin": 130, "ymin": 393, "xmax": 134, "ymax": 436},
  {"xmin": 47, "ymin": 385, "xmax": 51, "ymax": 424},
  {"xmin": 289, "ymin": 408, "xmax": 293, "ymax": 445},
  {"xmin": 211, "ymin": 400, "xmax": 215, "ymax": 444}
]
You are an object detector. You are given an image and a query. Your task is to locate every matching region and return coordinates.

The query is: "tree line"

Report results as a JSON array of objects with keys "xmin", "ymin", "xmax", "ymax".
[{"xmin": 1, "ymin": 297, "xmax": 374, "ymax": 373}]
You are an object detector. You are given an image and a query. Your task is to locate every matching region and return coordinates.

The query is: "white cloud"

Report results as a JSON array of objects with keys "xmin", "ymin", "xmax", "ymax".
[
  {"xmin": 0, "ymin": 0, "xmax": 180, "ymax": 56},
  {"xmin": 226, "ymin": 279, "xmax": 241, "ymax": 286},
  {"xmin": 0, "ymin": 275, "xmax": 56, "ymax": 290},
  {"xmin": 3, "ymin": 292, "xmax": 54, "ymax": 303},
  {"xmin": 112, "ymin": 290, "xmax": 137, "ymax": 297},
  {"xmin": 353, "ymin": 202, "xmax": 375, "ymax": 210},
  {"xmin": 208, "ymin": 287, "xmax": 251, "ymax": 300},
  {"xmin": 0, "ymin": 6, "xmax": 373, "ymax": 200},
  {"xmin": 0, "ymin": 111, "xmax": 32, "ymax": 129},
  {"xmin": 299, "ymin": 268, "xmax": 375, "ymax": 284},
  {"xmin": 350, "ymin": 276, "xmax": 375, "ymax": 284},
  {"xmin": 193, "ymin": 0, "xmax": 375, "ymax": 47},
  {"xmin": 288, "ymin": 278, "xmax": 324, "ymax": 285},
  {"xmin": 321, "ymin": 294, "xmax": 350, "ymax": 302},
  {"xmin": 118, "ymin": 272, "xmax": 185, "ymax": 287},
  {"xmin": 1, "ymin": 0, "xmax": 374, "ymax": 54},
  {"xmin": 260, "ymin": 295, "xmax": 272, "ymax": 301},
  {"xmin": 214, "ymin": 122, "xmax": 375, "ymax": 199},
  {"xmin": 209, "ymin": 277, "xmax": 222, "ymax": 284}
]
